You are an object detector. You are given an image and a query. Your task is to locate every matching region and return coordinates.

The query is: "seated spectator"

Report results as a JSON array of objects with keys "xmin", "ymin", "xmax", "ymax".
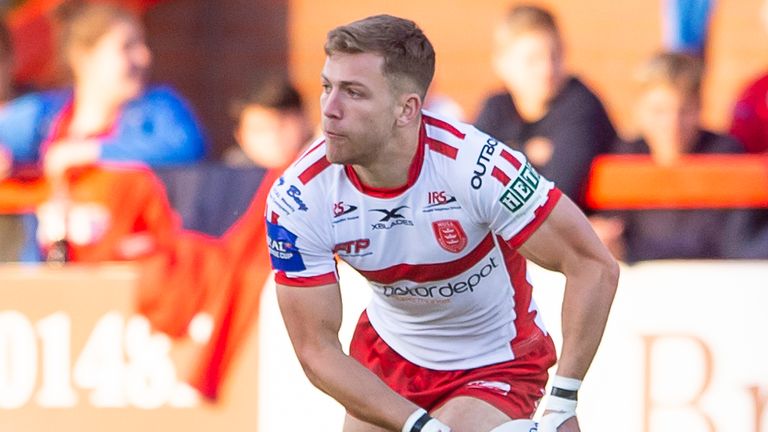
[
  {"xmin": 151, "ymin": 78, "xmax": 312, "ymax": 237},
  {"xmin": 1, "ymin": 18, "xmax": 29, "ymax": 260},
  {"xmin": 595, "ymin": 52, "xmax": 747, "ymax": 262},
  {"xmin": 1, "ymin": 18, "xmax": 14, "ymax": 106},
  {"xmin": 729, "ymin": 0, "xmax": 768, "ymax": 153},
  {"xmin": 0, "ymin": 2, "xmax": 205, "ymax": 262},
  {"xmin": 222, "ymin": 77, "xmax": 313, "ymax": 168},
  {"xmin": 475, "ymin": 4, "xmax": 616, "ymax": 209},
  {"xmin": 0, "ymin": 163, "xmax": 181, "ymax": 262},
  {"xmin": 0, "ymin": 1, "xmax": 206, "ymax": 179},
  {"xmin": 139, "ymin": 77, "xmax": 311, "ymax": 399}
]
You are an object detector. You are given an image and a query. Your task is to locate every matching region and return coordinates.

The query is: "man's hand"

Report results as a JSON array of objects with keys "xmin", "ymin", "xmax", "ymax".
[
  {"xmin": 422, "ymin": 419, "xmax": 452, "ymax": 432},
  {"xmin": 536, "ymin": 376, "xmax": 581, "ymax": 432},
  {"xmin": 538, "ymin": 412, "xmax": 579, "ymax": 432},
  {"xmin": 43, "ymin": 139, "xmax": 100, "ymax": 178}
]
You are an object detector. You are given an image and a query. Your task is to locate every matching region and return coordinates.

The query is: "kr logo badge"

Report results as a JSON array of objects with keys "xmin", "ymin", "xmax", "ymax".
[{"xmin": 432, "ymin": 219, "xmax": 468, "ymax": 253}]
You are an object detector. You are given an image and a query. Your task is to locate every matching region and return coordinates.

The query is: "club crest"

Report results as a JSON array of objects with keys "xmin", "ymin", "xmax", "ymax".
[{"xmin": 431, "ymin": 219, "xmax": 468, "ymax": 253}]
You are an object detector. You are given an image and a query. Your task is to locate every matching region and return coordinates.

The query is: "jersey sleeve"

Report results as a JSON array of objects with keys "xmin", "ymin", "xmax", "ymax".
[
  {"xmin": 264, "ymin": 171, "xmax": 338, "ymax": 287},
  {"xmin": 453, "ymin": 128, "xmax": 562, "ymax": 248}
]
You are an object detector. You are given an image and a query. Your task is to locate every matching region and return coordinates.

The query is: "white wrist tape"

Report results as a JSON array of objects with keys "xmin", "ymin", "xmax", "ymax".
[
  {"xmin": 402, "ymin": 408, "xmax": 452, "ymax": 432},
  {"xmin": 551, "ymin": 375, "xmax": 582, "ymax": 392},
  {"xmin": 538, "ymin": 375, "xmax": 582, "ymax": 432},
  {"xmin": 402, "ymin": 408, "xmax": 429, "ymax": 432},
  {"xmin": 489, "ymin": 419, "xmax": 539, "ymax": 431}
]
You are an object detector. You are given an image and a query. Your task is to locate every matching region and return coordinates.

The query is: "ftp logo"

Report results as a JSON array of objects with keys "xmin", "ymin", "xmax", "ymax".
[{"xmin": 333, "ymin": 239, "xmax": 370, "ymax": 254}]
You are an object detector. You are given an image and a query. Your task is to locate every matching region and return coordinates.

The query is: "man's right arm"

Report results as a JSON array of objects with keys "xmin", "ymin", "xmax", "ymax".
[{"xmin": 275, "ymin": 281, "xmax": 420, "ymax": 431}]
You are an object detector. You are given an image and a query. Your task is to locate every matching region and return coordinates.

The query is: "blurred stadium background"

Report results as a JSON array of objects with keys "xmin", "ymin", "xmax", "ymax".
[{"xmin": 1, "ymin": 1, "xmax": 767, "ymax": 431}]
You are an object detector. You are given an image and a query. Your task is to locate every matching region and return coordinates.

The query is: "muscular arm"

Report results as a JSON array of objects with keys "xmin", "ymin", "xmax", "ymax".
[
  {"xmin": 518, "ymin": 194, "xmax": 619, "ymax": 380},
  {"xmin": 276, "ymin": 282, "xmax": 419, "ymax": 431}
]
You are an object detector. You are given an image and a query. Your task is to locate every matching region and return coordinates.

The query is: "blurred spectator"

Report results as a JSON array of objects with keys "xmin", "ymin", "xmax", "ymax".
[
  {"xmin": 595, "ymin": 52, "xmax": 747, "ymax": 262},
  {"xmin": 1, "ymin": 19, "xmax": 25, "ymax": 261},
  {"xmin": 140, "ymin": 77, "xmax": 311, "ymax": 399},
  {"xmin": 0, "ymin": 1, "xmax": 206, "ymax": 178},
  {"xmin": 475, "ymin": 4, "xmax": 616, "ymax": 209},
  {"xmin": 223, "ymin": 77, "xmax": 312, "ymax": 168},
  {"xmin": 424, "ymin": 90, "xmax": 465, "ymax": 121},
  {"xmin": 151, "ymin": 78, "xmax": 311, "ymax": 237},
  {"xmin": 0, "ymin": 2, "xmax": 204, "ymax": 262},
  {"xmin": 1, "ymin": 17, "xmax": 13, "ymax": 105},
  {"xmin": 729, "ymin": 0, "xmax": 768, "ymax": 154}
]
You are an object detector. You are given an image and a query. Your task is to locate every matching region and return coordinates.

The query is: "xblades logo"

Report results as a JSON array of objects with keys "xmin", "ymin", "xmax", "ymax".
[
  {"xmin": 370, "ymin": 206, "xmax": 408, "ymax": 222},
  {"xmin": 370, "ymin": 206, "xmax": 413, "ymax": 230}
]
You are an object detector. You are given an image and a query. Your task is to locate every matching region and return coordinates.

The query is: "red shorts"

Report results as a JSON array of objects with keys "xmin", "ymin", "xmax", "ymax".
[{"xmin": 349, "ymin": 311, "xmax": 557, "ymax": 419}]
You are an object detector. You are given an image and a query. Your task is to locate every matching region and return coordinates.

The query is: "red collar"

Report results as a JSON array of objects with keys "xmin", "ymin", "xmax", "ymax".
[{"xmin": 344, "ymin": 119, "xmax": 426, "ymax": 198}]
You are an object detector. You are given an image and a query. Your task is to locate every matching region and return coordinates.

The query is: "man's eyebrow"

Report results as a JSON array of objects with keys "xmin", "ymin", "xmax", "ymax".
[{"xmin": 321, "ymin": 75, "xmax": 368, "ymax": 89}]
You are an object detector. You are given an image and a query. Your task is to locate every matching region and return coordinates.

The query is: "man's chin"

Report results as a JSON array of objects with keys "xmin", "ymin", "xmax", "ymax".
[
  {"xmin": 325, "ymin": 151, "xmax": 347, "ymax": 165},
  {"xmin": 324, "ymin": 138, "xmax": 349, "ymax": 164}
]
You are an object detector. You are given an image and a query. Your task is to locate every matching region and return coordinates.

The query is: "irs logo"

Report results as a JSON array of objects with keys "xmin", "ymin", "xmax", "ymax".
[
  {"xmin": 424, "ymin": 191, "xmax": 459, "ymax": 212},
  {"xmin": 333, "ymin": 201, "xmax": 358, "ymax": 217}
]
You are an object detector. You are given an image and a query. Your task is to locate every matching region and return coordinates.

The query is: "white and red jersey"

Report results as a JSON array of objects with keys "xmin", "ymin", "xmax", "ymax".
[{"xmin": 265, "ymin": 111, "xmax": 562, "ymax": 370}]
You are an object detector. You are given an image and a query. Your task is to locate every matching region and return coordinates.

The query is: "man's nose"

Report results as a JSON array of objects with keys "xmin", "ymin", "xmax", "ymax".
[{"xmin": 322, "ymin": 90, "xmax": 342, "ymax": 119}]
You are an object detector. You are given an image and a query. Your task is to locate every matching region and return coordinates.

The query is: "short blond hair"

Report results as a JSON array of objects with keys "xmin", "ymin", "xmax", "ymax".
[
  {"xmin": 325, "ymin": 14, "xmax": 435, "ymax": 98},
  {"xmin": 635, "ymin": 52, "xmax": 704, "ymax": 100},
  {"xmin": 56, "ymin": 1, "xmax": 140, "ymax": 61},
  {"xmin": 495, "ymin": 5, "xmax": 561, "ymax": 49}
]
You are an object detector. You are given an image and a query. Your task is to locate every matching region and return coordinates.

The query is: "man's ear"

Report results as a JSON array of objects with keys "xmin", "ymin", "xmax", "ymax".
[{"xmin": 396, "ymin": 92, "xmax": 423, "ymax": 127}]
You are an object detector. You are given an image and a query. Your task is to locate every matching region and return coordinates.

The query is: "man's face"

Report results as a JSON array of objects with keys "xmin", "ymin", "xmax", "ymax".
[
  {"xmin": 493, "ymin": 30, "xmax": 563, "ymax": 103},
  {"xmin": 636, "ymin": 84, "xmax": 700, "ymax": 164},
  {"xmin": 320, "ymin": 52, "xmax": 401, "ymax": 165},
  {"xmin": 235, "ymin": 105, "xmax": 305, "ymax": 168},
  {"xmin": 73, "ymin": 20, "xmax": 151, "ymax": 103}
]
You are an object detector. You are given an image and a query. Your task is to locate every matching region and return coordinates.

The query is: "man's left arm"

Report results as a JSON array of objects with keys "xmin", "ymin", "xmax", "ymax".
[
  {"xmin": 519, "ymin": 192, "xmax": 618, "ymax": 381},
  {"xmin": 517, "ymin": 193, "xmax": 619, "ymax": 431}
]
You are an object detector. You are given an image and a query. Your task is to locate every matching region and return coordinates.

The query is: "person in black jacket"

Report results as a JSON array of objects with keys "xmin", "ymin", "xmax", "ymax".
[
  {"xmin": 595, "ymin": 52, "xmax": 750, "ymax": 262},
  {"xmin": 475, "ymin": 5, "xmax": 616, "ymax": 210}
]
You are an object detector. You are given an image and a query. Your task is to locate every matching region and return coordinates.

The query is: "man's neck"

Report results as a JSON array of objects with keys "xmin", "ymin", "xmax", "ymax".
[{"xmin": 350, "ymin": 118, "xmax": 421, "ymax": 190}]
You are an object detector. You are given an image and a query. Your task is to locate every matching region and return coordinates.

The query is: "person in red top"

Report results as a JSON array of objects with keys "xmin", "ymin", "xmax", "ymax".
[
  {"xmin": 0, "ymin": 163, "xmax": 180, "ymax": 262},
  {"xmin": 729, "ymin": 0, "xmax": 768, "ymax": 153},
  {"xmin": 730, "ymin": 73, "xmax": 768, "ymax": 153},
  {"xmin": 138, "ymin": 78, "xmax": 312, "ymax": 400}
]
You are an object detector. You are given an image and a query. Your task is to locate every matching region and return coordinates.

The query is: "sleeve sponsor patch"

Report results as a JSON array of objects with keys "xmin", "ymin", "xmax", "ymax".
[
  {"xmin": 499, "ymin": 162, "xmax": 541, "ymax": 213},
  {"xmin": 266, "ymin": 220, "xmax": 306, "ymax": 272}
]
